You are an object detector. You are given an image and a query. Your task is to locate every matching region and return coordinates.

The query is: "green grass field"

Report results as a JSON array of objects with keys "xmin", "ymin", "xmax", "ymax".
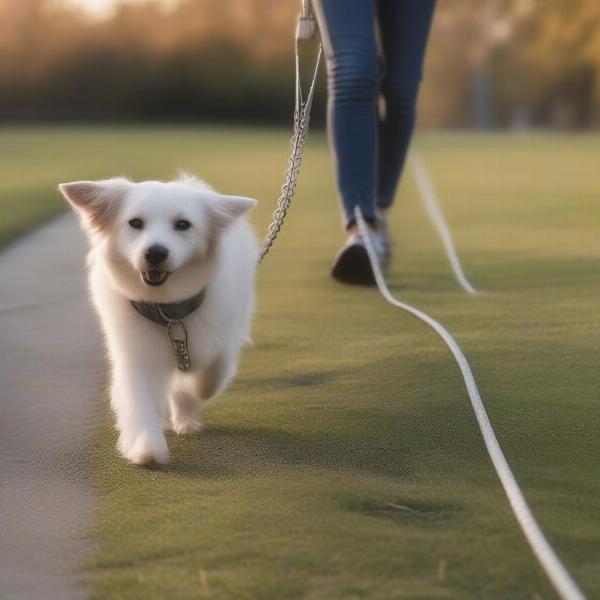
[{"xmin": 2, "ymin": 126, "xmax": 600, "ymax": 599}]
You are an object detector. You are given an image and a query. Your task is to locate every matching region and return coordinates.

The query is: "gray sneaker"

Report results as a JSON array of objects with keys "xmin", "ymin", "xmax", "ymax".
[{"xmin": 331, "ymin": 230, "xmax": 386, "ymax": 286}]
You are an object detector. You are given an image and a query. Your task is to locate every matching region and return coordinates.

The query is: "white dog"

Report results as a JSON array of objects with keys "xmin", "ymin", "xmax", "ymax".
[{"xmin": 60, "ymin": 175, "xmax": 257, "ymax": 465}]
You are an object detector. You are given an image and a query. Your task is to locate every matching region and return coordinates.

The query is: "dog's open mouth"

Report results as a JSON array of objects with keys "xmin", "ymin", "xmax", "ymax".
[{"xmin": 141, "ymin": 270, "xmax": 170, "ymax": 286}]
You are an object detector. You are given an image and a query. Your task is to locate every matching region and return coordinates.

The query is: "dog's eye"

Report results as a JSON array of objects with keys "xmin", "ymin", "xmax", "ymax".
[
  {"xmin": 174, "ymin": 219, "xmax": 191, "ymax": 231},
  {"xmin": 128, "ymin": 218, "xmax": 144, "ymax": 230}
]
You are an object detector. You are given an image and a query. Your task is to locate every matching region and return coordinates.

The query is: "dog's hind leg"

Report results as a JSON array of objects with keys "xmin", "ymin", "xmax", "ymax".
[
  {"xmin": 169, "ymin": 352, "xmax": 236, "ymax": 434},
  {"xmin": 200, "ymin": 352, "xmax": 235, "ymax": 401},
  {"xmin": 170, "ymin": 375, "xmax": 203, "ymax": 435}
]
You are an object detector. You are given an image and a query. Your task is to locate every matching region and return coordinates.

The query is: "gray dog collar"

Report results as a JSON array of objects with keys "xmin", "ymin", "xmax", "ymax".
[
  {"xmin": 129, "ymin": 287, "xmax": 206, "ymax": 326},
  {"xmin": 129, "ymin": 287, "xmax": 207, "ymax": 372}
]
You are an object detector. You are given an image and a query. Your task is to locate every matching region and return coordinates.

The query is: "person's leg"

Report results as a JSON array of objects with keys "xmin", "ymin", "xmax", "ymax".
[
  {"xmin": 311, "ymin": 0, "xmax": 378, "ymax": 230},
  {"xmin": 375, "ymin": 0, "xmax": 436, "ymax": 209}
]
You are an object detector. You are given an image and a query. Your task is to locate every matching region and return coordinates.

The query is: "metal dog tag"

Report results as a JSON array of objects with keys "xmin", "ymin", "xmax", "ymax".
[{"xmin": 167, "ymin": 319, "xmax": 191, "ymax": 372}]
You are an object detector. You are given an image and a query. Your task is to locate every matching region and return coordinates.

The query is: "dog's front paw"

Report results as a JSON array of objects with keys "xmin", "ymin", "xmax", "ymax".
[
  {"xmin": 171, "ymin": 416, "xmax": 204, "ymax": 435},
  {"xmin": 119, "ymin": 431, "xmax": 169, "ymax": 465}
]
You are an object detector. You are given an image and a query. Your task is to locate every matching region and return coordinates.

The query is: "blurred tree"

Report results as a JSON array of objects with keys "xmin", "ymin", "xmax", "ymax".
[
  {"xmin": 505, "ymin": 0, "xmax": 600, "ymax": 127},
  {"xmin": 420, "ymin": 0, "xmax": 600, "ymax": 127},
  {"xmin": 0, "ymin": 0, "xmax": 598, "ymax": 127}
]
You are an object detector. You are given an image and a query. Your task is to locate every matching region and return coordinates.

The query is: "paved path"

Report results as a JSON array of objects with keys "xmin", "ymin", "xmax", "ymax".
[{"xmin": 0, "ymin": 214, "xmax": 103, "ymax": 599}]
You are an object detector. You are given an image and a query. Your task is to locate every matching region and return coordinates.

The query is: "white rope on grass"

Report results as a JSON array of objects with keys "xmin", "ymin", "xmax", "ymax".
[
  {"xmin": 354, "ymin": 205, "xmax": 586, "ymax": 600},
  {"xmin": 410, "ymin": 150, "xmax": 479, "ymax": 295}
]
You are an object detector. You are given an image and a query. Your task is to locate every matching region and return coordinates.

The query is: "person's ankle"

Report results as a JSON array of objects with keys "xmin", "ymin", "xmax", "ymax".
[{"xmin": 347, "ymin": 222, "xmax": 374, "ymax": 236}]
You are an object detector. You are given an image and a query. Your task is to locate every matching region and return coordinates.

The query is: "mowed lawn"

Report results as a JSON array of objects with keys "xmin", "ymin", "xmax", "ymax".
[{"xmin": 1, "ymin": 126, "xmax": 600, "ymax": 599}]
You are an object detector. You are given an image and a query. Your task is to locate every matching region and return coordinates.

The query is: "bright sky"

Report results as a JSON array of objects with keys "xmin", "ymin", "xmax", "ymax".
[{"xmin": 62, "ymin": 0, "xmax": 177, "ymax": 18}]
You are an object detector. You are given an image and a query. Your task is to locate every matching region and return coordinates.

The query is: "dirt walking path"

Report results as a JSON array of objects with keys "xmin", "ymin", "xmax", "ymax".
[{"xmin": 0, "ymin": 214, "xmax": 103, "ymax": 599}]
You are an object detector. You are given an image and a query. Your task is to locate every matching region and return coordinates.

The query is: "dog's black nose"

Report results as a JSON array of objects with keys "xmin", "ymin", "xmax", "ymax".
[{"xmin": 145, "ymin": 244, "xmax": 169, "ymax": 265}]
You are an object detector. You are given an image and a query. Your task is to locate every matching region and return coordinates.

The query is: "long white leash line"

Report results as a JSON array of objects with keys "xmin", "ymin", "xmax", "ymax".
[
  {"xmin": 410, "ymin": 150, "xmax": 479, "ymax": 295},
  {"xmin": 354, "ymin": 205, "xmax": 586, "ymax": 600}
]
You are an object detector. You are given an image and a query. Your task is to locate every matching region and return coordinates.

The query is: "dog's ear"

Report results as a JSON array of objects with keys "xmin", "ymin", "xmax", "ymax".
[
  {"xmin": 207, "ymin": 194, "xmax": 257, "ymax": 231},
  {"xmin": 58, "ymin": 178, "xmax": 130, "ymax": 234}
]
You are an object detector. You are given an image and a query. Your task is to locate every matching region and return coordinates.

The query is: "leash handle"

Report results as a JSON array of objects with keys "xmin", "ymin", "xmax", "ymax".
[
  {"xmin": 301, "ymin": 0, "xmax": 312, "ymax": 18},
  {"xmin": 297, "ymin": 0, "xmax": 317, "ymax": 40}
]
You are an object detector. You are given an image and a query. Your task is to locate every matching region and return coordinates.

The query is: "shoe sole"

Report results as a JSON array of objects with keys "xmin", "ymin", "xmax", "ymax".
[{"xmin": 331, "ymin": 243, "xmax": 376, "ymax": 286}]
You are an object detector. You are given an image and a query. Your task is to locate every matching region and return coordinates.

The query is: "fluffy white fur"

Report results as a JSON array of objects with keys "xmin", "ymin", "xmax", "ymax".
[{"xmin": 60, "ymin": 175, "xmax": 258, "ymax": 465}]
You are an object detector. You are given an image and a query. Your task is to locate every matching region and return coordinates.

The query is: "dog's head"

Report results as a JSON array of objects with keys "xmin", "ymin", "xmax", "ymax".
[{"xmin": 59, "ymin": 175, "xmax": 256, "ymax": 300}]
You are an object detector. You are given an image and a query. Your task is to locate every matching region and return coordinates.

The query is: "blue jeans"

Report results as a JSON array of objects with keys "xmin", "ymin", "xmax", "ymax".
[{"xmin": 312, "ymin": 0, "xmax": 436, "ymax": 228}]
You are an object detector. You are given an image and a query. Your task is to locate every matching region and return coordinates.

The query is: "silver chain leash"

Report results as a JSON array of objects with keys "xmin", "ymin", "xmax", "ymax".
[{"xmin": 258, "ymin": 7, "xmax": 322, "ymax": 263}]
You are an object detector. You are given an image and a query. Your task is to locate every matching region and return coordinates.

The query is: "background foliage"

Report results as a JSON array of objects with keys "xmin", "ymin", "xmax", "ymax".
[{"xmin": 1, "ymin": 0, "xmax": 599, "ymax": 127}]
